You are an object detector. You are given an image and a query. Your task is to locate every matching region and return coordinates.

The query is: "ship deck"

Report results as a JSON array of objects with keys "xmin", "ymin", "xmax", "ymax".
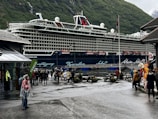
[{"xmin": 64, "ymin": 63, "xmax": 138, "ymax": 69}]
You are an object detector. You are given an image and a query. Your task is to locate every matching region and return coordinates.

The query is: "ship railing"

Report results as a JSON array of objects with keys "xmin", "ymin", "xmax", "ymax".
[
  {"xmin": 61, "ymin": 23, "xmax": 141, "ymax": 40},
  {"xmin": 29, "ymin": 20, "xmax": 138, "ymax": 40},
  {"xmin": 119, "ymin": 33, "xmax": 141, "ymax": 40},
  {"xmin": 9, "ymin": 23, "xmax": 33, "ymax": 30},
  {"xmin": 53, "ymin": 21, "xmax": 108, "ymax": 33},
  {"xmin": 61, "ymin": 22, "xmax": 76, "ymax": 29},
  {"xmin": 105, "ymin": 32, "xmax": 140, "ymax": 41},
  {"xmin": 64, "ymin": 63, "xmax": 138, "ymax": 69},
  {"xmin": 30, "ymin": 20, "xmax": 141, "ymax": 40},
  {"xmin": 0, "ymin": 30, "xmax": 21, "ymax": 41},
  {"xmin": 9, "ymin": 21, "xmax": 141, "ymax": 40},
  {"xmin": 32, "ymin": 22, "xmax": 56, "ymax": 28},
  {"xmin": 23, "ymin": 49, "xmax": 55, "ymax": 56}
]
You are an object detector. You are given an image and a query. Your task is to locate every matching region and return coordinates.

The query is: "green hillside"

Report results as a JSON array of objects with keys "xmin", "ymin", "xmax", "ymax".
[{"xmin": 0, "ymin": 0, "xmax": 152, "ymax": 34}]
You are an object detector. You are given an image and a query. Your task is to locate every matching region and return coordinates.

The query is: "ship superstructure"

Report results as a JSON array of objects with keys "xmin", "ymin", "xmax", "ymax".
[{"xmin": 8, "ymin": 13, "xmax": 155, "ymax": 67}]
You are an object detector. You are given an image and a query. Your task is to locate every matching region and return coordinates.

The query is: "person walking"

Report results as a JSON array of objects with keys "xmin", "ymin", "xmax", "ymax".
[
  {"xmin": 154, "ymin": 68, "xmax": 158, "ymax": 97},
  {"xmin": 20, "ymin": 74, "xmax": 31, "ymax": 110},
  {"xmin": 41, "ymin": 70, "xmax": 48, "ymax": 86},
  {"xmin": 132, "ymin": 70, "xmax": 140, "ymax": 91},
  {"xmin": 146, "ymin": 69, "xmax": 156, "ymax": 101},
  {"xmin": 71, "ymin": 70, "xmax": 75, "ymax": 82},
  {"xmin": 130, "ymin": 68, "xmax": 134, "ymax": 79}
]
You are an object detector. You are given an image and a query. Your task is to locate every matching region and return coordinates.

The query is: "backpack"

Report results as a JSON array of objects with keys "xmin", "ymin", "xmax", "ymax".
[{"xmin": 133, "ymin": 73, "xmax": 139, "ymax": 81}]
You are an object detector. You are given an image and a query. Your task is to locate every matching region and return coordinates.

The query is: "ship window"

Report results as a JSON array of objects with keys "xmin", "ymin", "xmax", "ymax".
[
  {"xmin": 78, "ymin": 17, "xmax": 81, "ymax": 25},
  {"xmin": 55, "ymin": 22, "xmax": 63, "ymax": 27},
  {"xmin": 81, "ymin": 17, "xmax": 88, "ymax": 25}
]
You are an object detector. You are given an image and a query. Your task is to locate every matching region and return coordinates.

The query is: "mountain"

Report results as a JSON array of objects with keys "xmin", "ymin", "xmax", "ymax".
[{"xmin": 0, "ymin": 0, "xmax": 152, "ymax": 34}]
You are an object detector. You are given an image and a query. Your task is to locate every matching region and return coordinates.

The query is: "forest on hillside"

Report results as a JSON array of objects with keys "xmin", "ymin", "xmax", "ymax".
[{"xmin": 0, "ymin": 0, "xmax": 152, "ymax": 34}]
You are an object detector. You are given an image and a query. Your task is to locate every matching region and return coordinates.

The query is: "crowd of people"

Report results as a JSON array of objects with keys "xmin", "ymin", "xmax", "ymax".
[
  {"xmin": 131, "ymin": 61, "xmax": 158, "ymax": 101},
  {"xmin": 30, "ymin": 68, "xmax": 75, "ymax": 85}
]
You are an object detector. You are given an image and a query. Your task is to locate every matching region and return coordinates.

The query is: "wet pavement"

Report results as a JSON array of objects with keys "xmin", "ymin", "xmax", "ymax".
[{"xmin": 0, "ymin": 79, "xmax": 158, "ymax": 119}]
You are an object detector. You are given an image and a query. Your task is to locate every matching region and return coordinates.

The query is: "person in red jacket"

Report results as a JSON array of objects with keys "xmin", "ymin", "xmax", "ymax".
[{"xmin": 20, "ymin": 74, "xmax": 30, "ymax": 110}]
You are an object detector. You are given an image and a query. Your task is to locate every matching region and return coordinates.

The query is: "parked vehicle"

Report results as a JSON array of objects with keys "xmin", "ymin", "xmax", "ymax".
[
  {"xmin": 110, "ymin": 73, "xmax": 118, "ymax": 82},
  {"xmin": 82, "ymin": 73, "xmax": 95, "ymax": 82},
  {"xmin": 104, "ymin": 73, "xmax": 117, "ymax": 82}
]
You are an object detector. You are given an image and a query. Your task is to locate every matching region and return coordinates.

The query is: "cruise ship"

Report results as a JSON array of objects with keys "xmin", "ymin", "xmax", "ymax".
[{"xmin": 8, "ymin": 12, "xmax": 155, "ymax": 68}]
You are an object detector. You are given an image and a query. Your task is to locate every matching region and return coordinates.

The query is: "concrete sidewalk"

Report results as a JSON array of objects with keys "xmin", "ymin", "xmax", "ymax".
[
  {"xmin": 0, "ymin": 78, "xmax": 104, "ymax": 108},
  {"xmin": 0, "ymin": 78, "xmax": 157, "ymax": 109}
]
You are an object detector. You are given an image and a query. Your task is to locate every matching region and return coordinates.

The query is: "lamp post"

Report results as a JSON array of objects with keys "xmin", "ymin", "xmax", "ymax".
[
  {"xmin": 117, "ymin": 15, "xmax": 121, "ymax": 74},
  {"xmin": 55, "ymin": 51, "xmax": 58, "ymax": 67},
  {"xmin": 110, "ymin": 28, "xmax": 115, "ymax": 64},
  {"xmin": 73, "ymin": 42, "xmax": 76, "ymax": 64}
]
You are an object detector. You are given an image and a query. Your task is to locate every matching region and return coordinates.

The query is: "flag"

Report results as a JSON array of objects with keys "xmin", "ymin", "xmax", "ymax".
[{"xmin": 29, "ymin": 59, "xmax": 37, "ymax": 78}]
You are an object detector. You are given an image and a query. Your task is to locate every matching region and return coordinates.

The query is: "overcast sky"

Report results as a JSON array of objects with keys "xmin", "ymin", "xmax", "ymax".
[{"xmin": 125, "ymin": 0, "xmax": 158, "ymax": 15}]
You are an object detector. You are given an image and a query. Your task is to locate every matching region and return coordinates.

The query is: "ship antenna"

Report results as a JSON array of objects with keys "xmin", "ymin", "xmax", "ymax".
[{"xmin": 36, "ymin": 13, "xmax": 43, "ymax": 20}]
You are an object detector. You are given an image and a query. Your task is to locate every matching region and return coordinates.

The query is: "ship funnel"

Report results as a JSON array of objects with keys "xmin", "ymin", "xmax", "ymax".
[{"xmin": 36, "ymin": 13, "xmax": 43, "ymax": 20}]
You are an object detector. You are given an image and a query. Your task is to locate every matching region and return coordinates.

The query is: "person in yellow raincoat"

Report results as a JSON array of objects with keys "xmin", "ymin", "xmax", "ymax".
[
  {"xmin": 4, "ymin": 70, "xmax": 11, "ymax": 91},
  {"xmin": 138, "ymin": 62, "xmax": 149, "ymax": 89},
  {"xmin": 143, "ymin": 63, "xmax": 149, "ymax": 80},
  {"xmin": 132, "ymin": 70, "xmax": 140, "ymax": 91}
]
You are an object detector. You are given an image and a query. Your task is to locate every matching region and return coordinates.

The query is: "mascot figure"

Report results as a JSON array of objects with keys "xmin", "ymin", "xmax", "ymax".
[
  {"xmin": 138, "ymin": 62, "xmax": 149, "ymax": 81},
  {"xmin": 138, "ymin": 62, "xmax": 149, "ymax": 89}
]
